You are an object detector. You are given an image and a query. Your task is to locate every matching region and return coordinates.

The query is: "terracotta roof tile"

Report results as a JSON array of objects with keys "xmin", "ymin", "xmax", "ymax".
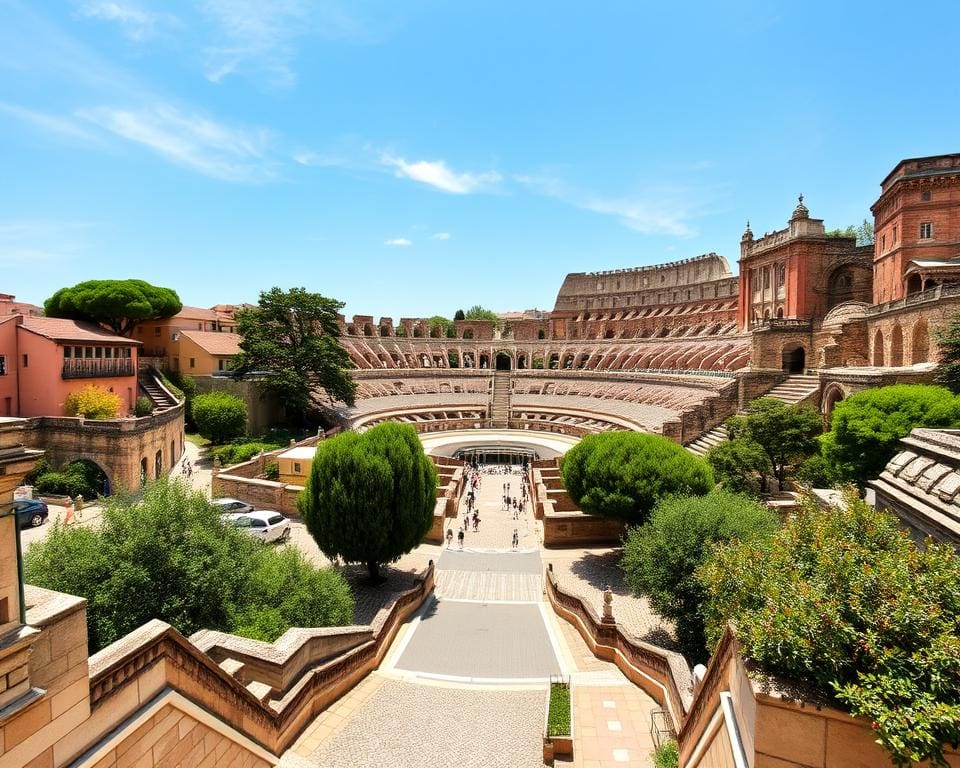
[
  {"xmin": 179, "ymin": 330, "xmax": 241, "ymax": 355},
  {"xmin": 19, "ymin": 316, "xmax": 140, "ymax": 344}
]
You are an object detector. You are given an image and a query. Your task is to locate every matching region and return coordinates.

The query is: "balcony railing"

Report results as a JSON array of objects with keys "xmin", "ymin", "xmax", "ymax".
[
  {"xmin": 754, "ymin": 318, "xmax": 812, "ymax": 331},
  {"xmin": 62, "ymin": 358, "xmax": 135, "ymax": 379}
]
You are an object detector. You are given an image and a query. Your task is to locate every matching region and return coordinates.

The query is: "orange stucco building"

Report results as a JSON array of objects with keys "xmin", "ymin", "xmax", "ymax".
[{"xmin": 0, "ymin": 316, "xmax": 139, "ymax": 417}]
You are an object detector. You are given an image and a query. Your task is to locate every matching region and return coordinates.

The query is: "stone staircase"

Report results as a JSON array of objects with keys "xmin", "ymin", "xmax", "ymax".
[
  {"xmin": 139, "ymin": 370, "xmax": 180, "ymax": 412},
  {"xmin": 490, "ymin": 370, "xmax": 512, "ymax": 428},
  {"xmin": 765, "ymin": 375, "xmax": 820, "ymax": 405},
  {"xmin": 686, "ymin": 424, "xmax": 728, "ymax": 458}
]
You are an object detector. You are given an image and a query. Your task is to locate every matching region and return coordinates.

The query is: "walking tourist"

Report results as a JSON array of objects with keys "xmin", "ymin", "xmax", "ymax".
[
  {"xmin": 512, "ymin": 529, "xmax": 519, "ymax": 549},
  {"xmin": 446, "ymin": 528, "xmax": 453, "ymax": 547},
  {"xmin": 457, "ymin": 528, "xmax": 464, "ymax": 549}
]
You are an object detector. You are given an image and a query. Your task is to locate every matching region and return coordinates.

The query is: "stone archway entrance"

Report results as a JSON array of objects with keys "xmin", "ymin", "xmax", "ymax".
[
  {"xmin": 495, "ymin": 352, "xmax": 512, "ymax": 371},
  {"xmin": 782, "ymin": 344, "xmax": 806, "ymax": 373}
]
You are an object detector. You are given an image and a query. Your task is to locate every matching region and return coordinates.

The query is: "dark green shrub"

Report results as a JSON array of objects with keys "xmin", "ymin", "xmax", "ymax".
[
  {"xmin": 706, "ymin": 438, "xmax": 769, "ymax": 496},
  {"xmin": 725, "ymin": 398, "xmax": 822, "ymax": 485},
  {"xmin": 652, "ymin": 741, "xmax": 679, "ymax": 768},
  {"xmin": 621, "ymin": 490, "xmax": 777, "ymax": 660},
  {"xmin": 264, "ymin": 462, "xmax": 280, "ymax": 480},
  {"xmin": 699, "ymin": 490, "xmax": 960, "ymax": 767},
  {"xmin": 191, "ymin": 391, "xmax": 247, "ymax": 443},
  {"xmin": 212, "ymin": 441, "xmax": 282, "ymax": 467},
  {"xmin": 134, "ymin": 396, "xmax": 153, "ymax": 417},
  {"xmin": 300, "ymin": 422, "xmax": 437, "ymax": 581},
  {"xmin": 820, "ymin": 384, "xmax": 960, "ymax": 485},
  {"xmin": 25, "ymin": 478, "xmax": 353, "ymax": 652},
  {"xmin": 560, "ymin": 432, "xmax": 713, "ymax": 525}
]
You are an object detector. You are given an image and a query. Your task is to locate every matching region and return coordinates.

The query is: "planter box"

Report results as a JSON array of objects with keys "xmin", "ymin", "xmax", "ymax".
[{"xmin": 542, "ymin": 680, "xmax": 573, "ymax": 764}]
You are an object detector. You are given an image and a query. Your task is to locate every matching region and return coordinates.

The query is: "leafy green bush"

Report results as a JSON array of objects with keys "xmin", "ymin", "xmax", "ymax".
[
  {"xmin": 25, "ymin": 477, "xmax": 353, "ymax": 651},
  {"xmin": 264, "ymin": 462, "xmax": 280, "ymax": 480},
  {"xmin": 64, "ymin": 384, "xmax": 122, "ymax": 419},
  {"xmin": 820, "ymin": 384, "xmax": 960, "ymax": 485},
  {"xmin": 652, "ymin": 741, "xmax": 679, "ymax": 768},
  {"xmin": 560, "ymin": 432, "xmax": 714, "ymax": 525},
  {"xmin": 725, "ymin": 398, "xmax": 822, "ymax": 485},
  {"xmin": 134, "ymin": 396, "xmax": 153, "ymax": 417},
  {"xmin": 622, "ymin": 490, "xmax": 777, "ymax": 660},
  {"xmin": 707, "ymin": 438, "xmax": 769, "ymax": 496},
  {"xmin": 212, "ymin": 441, "xmax": 282, "ymax": 467},
  {"xmin": 191, "ymin": 391, "xmax": 247, "ymax": 443},
  {"xmin": 532, "ymin": 356, "xmax": 545, "ymax": 369},
  {"xmin": 547, "ymin": 681, "xmax": 571, "ymax": 737},
  {"xmin": 34, "ymin": 460, "xmax": 106, "ymax": 498},
  {"xmin": 795, "ymin": 453, "xmax": 839, "ymax": 488},
  {"xmin": 300, "ymin": 422, "xmax": 437, "ymax": 582},
  {"xmin": 699, "ymin": 490, "xmax": 960, "ymax": 766}
]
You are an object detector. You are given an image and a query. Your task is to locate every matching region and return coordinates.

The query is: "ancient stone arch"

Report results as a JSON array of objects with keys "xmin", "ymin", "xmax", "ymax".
[
  {"xmin": 912, "ymin": 319, "xmax": 930, "ymax": 364},
  {"xmin": 822, "ymin": 383, "xmax": 846, "ymax": 420},
  {"xmin": 890, "ymin": 324, "xmax": 904, "ymax": 367},
  {"xmin": 873, "ymin": 329, "xmax": 885, "ymax": 366}
]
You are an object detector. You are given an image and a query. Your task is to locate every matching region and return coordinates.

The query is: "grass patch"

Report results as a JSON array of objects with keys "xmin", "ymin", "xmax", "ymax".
[
  {"xmin": 185, "ymin": 433, "xmax": 211, "ymax": 448},
  {"xmin": 652, "ymin": 740, "xmax": 679, "ymax": 768},
  {"xmin": 547, "ymin": 681, "xmax": 571, "ymax": 737}
]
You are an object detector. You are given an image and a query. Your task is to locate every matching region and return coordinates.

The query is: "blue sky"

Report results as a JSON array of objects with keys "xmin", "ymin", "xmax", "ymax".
[{"xmin": 2, "ymin": 0, "xmax": 958, "ymax": 319}]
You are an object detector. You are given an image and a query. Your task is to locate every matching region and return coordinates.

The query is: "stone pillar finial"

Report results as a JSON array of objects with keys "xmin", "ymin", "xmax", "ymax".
[{"xmin": 602, "ymin": 585, "xmax": 614, "ymax": 622}]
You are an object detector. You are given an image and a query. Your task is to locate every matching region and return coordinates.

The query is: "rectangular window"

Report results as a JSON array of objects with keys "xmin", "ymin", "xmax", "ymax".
[
  {"xmin": 189, "ymin": 358, "xmax": 195, "ymax": 368},
  {"xmin": 293, "ymin": 463, "xmax": 302, "ymax": 474},
  {"xmin": 922, "ymin": 190, "xmax": 931, "ymax": 201},
  {"xmin": 893, "ymin": 225, "xmax": 898, "ymax": 243},
  {"xmin": 84, "ymin": 347, "xmax": 93, "ymax": 359},
  {"xmin": 881, "ymin": 235, "xmax": 886, "ymax": 251},
  {"xmin": 63, "ymin": 347, "xmax": 71, "ymax": 359},
  {"xmin": 74, "ymin": 346, "xmax": 82, "ymax": 358},
  {"xmin": 0, "ymin": 356, "xmax": 6, "ymax": 375},
  {"xmin": 22, "ymin": 354, "xmax": 28, "ymax": 368},
  {"xmin": 920, "ymin": 222, "xmax": 933, "ymax": 239},
  {"xmin": 104, "ymin": 347, "xmax": 112, "ymax": 359},
  {"xmin": 154, "ymin": 327, "xmax": 161, "ymax": 336},
  {"xmin": 94, "ymin": 346, "xmax": 103, "ymax": 359}
]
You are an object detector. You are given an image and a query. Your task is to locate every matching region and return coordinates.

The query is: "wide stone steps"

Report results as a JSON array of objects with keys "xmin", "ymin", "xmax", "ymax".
[
  {"xmin": 139, "ymin": 376, "xmax": 179, "ymax": 411},
  {"xmin": 434, "ymin": 569, "xmax": 543, "ymax": 602},
  {"xmin": 490, "ymin": 371, "xmax": 512, "ymax": 428},
  {"xmin": 765, "ymin": 375, "xmax": 820, "ymax": 405},
  {"xmin": 686, "ymin": 424, "xmax": 728, "ymax": 457}
]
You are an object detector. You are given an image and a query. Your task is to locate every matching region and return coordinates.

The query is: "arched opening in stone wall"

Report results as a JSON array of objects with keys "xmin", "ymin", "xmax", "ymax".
[
  {"xmin": 604, "ymin": 329, "xmax": 614, "ymax": 339},
  {"xmin": 822, "ymin": 384, "xmax": 845, "ymax": 422},
  {"xmin": 66, "ymin": 458, "xmax": 111, "ymax": 497},
  {"xmin": 548, "ymin": 353, "xmax": 559, "ymax": 369},
  {"xmin": 912, "ymin": 319, "xmax": 930, "ymax": 364},
  {"xmin": 516, "ymin": 354, "xmax": 527, "ymax": 370},
  {"xmin": 495, "ymin": 352, "xmax": 512, "ymax": 371},
  {"xmin": 776, "ymin": 307, "xmax": 784, "ymax": 318},
  {"xmin": 537, "ymin": 329, "xmax": 546, "ymax": 340},
  {"xmin": 170, "ymin": 440, "xmax": 176, "ymax": 467},
  {"xmin": 828, "ymin": 267, "xmax": 855, "ymax": 308},
  {"xmin": 479, "ymin": 353, "xmax": 490, "ymax": 369},
  {"xmin": 363, "ymin": 324, "xmax": 373, "ymax": 336},
  {"xmin": 561, "ymin": 354, "xmax": 574, "ymax": 369},
  {"xmin": 873, "ymin": 330, "xmax": 885, "ymax": 366},
  {"xmin": 139, "ymin": 457, "xmax": 148, "ymax": 487},
  {"xmin": 155, "ymin": 449, "xmax": 163, "ymax": 479},
  {"xmin": 781, "ymin": 344, "xmax": 806, "ymax": 373},
  {"xmin": 890, "ymin": 325, "xmax": 904, "ymax": 367},
  {"xmin": 906, "ymin": 274, "xmax": 923, "ymax": 295},
  {"xmin": 463, "ymin": 329, "xmax": 474, "ymax": 340}
]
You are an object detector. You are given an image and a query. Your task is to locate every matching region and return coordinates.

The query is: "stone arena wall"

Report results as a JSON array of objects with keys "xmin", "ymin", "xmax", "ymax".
[{"xmin": 23, "ymin": 404, "xmax": 185, "ymax": 494}]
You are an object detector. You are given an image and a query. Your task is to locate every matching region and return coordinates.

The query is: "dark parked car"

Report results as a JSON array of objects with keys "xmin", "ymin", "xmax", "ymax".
[{"xmin": 12, "ymin": 500, "xmax": 49, "ymax": 528}]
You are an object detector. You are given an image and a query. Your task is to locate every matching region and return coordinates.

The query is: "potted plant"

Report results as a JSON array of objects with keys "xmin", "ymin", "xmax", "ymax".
[{"xmin": 543, "ymin": 676, "xmax": 573, "ymax": 763}]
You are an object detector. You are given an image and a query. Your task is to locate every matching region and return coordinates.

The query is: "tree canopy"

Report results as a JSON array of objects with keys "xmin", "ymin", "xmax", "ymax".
[
  {"xmin": 464, "ymin": 305, "xmax": 500, "ymax": 325},
  {"xmin": 232, "ymin": 287, "xmax": 357, "ymax": 419},
  {"xmin": 25, "ymin": 477, "xmax": 353, "ymax": 651},
  {"xmin": 699, "ymin": 490, "xmax": 960, "ymax": 767},
  {"xmin": 191, "ymin": 391, "xmax": 247, "ymax": 444},
  {"xmin": 560, "ymin": 432, "xmax": 714, "ymax": 525},
  {"xmin": 706, "ymin": 438, "xmax": 770, "ymax": 495},
  {"xmin": 820, "ymin": 384, "xmax": 960, "ymax": 485},
  {"xmin": 935, "ymin": 313, "xmax": 960, "ymax": 394},
  {"xmin": 44, "ymin": 279, "xmax": 182, "ymax": 336},
  {"xmin": 725, "ymin": 398, "xmax": 822, "ymax": 485},
  {"xmin": 622, "ymin": 489, "xmax": 777, "ymax": 661},
  {"xmin": 299, "ymin": 422, "xmax": 437, "ymax": 581}
]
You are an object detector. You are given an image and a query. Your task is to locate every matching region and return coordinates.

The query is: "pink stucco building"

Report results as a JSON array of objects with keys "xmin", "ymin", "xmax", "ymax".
[{"xmin": 0, "ymin": 315, "xmax": 140, "ymax": 417}]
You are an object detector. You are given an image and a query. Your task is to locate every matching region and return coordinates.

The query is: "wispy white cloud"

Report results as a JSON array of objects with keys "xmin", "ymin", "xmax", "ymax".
[
  {"xmin": 431, "ymin": 232, "xmax": 451, "ymax": 240},
  {"xmin": 76, "ymin": 1, "xmax": 178, "ymax": 41},
  {"xmin": 77, "ymin": 104, "xmax": 275, "ymax": 182},
  {"xmin": 292, "ymin": 149, "xmax": 350, "ymax": 167},
  {"xmin": 384, "ymin": 237, "xmax": 412, "ymax": 247},
  {"xmin": 382, "ymin": 154, "xmax": 501, "ymax": 195},
  {"xmin": 515, "ymin": 174, "xmax": 697, "ymax": 237},
  {"xmin": 200, "ymin": 0, "xmax": 326, "ymax": 88},
  {"xmin": 0, "ymin": 102, "xmax": 99, "ymax": 143}
]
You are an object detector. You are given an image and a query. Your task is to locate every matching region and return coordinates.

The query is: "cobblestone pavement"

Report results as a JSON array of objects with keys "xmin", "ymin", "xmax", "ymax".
[
  {"xmin": 297, "ymin": 677, "xmax": 545, "ymax": 768},
  {"xmin": 546, "ymin": 547, "xmax": 679, "ymax": 651}
]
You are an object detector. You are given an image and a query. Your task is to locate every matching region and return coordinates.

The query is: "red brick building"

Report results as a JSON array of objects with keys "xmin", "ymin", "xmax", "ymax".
[{"xmin": 871, "ymin": 153, "xmax": 960, "ymax": 304}]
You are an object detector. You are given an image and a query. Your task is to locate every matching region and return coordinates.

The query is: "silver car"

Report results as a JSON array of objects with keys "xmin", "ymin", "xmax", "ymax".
[
  {"xmin": 212, "ymin": 497, "xmax": 254, "ymax": 515},
  {"xmin": 226, "ymin": 511, "xmax": 291, "ymax": 543}
]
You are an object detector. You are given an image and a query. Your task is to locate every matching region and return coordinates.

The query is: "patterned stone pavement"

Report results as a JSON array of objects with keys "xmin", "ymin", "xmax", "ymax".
[
  {"xmin": 294, "ymin": 677, "xmax": 546, "ymax": 768},
  {"xmin": 447, "ymin": 467, "xmax": 540, "ymax": 550}
]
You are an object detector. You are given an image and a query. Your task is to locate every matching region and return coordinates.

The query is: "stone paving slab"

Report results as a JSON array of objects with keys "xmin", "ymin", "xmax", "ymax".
[
  {"xmin": 438, "ymin": 549, "xmax": 542, "ymax": 574},
  {"xmin": 394, "ymin": 598, "xmax": 560, "ymax": 680},
  {"xmin": 301, "ymin": 678, "xmax": 545, "ymax": 768},
  {"xmin": 434, "ymin": 569, "xmax": 542, "ymax": 602}
]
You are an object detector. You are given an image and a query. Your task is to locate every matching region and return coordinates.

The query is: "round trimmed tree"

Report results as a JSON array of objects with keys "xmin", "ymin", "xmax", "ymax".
[
  {"xmin": 299, "ymin": 422, "xmax": 437, "ymax": 581},
  {"xmin": 191, "ymin": 391, "xmax": 247, "ymax": 444},
  {"xmin": 561, "ymin": 431, "xmax": 714, "ymax": 525}
]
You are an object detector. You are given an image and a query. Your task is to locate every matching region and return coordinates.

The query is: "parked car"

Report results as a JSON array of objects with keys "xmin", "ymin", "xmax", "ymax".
[
  {"xmin": 12, "ymin": 500, "xmax": 49, "ymax": 528},
  {"xmin": 224, "ymin": 511, "xmax": 291, "ymax": 543},
  {"xmin": 212, "ymin": 497, "xmax": 254, "ymax": 515}
]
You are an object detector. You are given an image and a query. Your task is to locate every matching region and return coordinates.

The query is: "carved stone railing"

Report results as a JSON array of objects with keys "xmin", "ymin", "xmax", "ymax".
[
  {"xmin": 545, "ymin": 566, "xmax": 691, "ymax": 728},
  {"xmin": 87, "ymin": 561, "xmax": 436, "ymax": 756}
]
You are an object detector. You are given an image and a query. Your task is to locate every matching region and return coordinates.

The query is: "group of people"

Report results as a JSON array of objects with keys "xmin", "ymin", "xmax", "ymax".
[
  {"xmin": 180, "ymin": 458, "xmax": 194, "ymax": 478},
  {"xmin": 445, "ymin": 461, "xmax": 529, "ymax": 550}
]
